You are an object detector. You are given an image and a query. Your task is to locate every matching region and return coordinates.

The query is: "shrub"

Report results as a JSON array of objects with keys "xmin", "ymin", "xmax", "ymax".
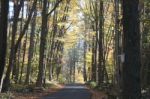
[
  {"xmin": 86, "ymin": 81, "xmax": 97, "ymax": 89},
  {"xmin": 0, "ymin": 92, "xmax": 14, "ymax": 99}
]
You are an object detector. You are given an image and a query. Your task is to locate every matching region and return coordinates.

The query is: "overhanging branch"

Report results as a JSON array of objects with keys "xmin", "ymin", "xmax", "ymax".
[{"xmin": 47, "ymin": 0, "xmax": 63, "ymax": 16}]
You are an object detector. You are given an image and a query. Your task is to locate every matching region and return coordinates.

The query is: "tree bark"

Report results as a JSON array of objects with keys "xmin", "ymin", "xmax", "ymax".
[
  {"xmin": 36, "ymin": 0, "xmax": 48, "ymax": 87},
  {"xmin": 2, "ymin": 1, "xmax": 23, "ymax": 91},
  {"xmin": 0, "ymin": 0, "xmax": 9, "ymax": 92},
  {"xmin": 122, "ymin": 0, "xmax": 141, "ymax": 98},
  {"xmin": 83, "ymin": 40, "xmax": 87, "ymax": 82},
  {"xmin": 98, "ymin": 0, "xmax": 104, "ymax": 85},
  {"xmin": 25, "ymin": 9, "xmax": 37, "ymax": 85},
  {"xmin": 91, "ymin": 36, "xmax": 96, "ymax": 81}
]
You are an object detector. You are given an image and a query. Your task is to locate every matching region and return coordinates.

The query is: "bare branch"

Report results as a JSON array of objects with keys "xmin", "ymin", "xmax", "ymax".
[{"xmin": 47, "ymin": 0, "xmax": 63, "ymax": 16}]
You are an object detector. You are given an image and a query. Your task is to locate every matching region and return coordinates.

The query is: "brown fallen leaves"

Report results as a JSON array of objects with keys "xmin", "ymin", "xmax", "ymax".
[
  {"xmin": 90, "ymin": 89, "xmax": 108, "ymax": 99},
  {"xmin": 13, "ymin": 85, "xmax": 64, "ymax": 99}
]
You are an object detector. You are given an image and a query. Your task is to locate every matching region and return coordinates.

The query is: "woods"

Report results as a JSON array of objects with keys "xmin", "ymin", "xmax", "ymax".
[{"xmin": 0, "ymin": 0, "xmax": 150, "ymax": 98}]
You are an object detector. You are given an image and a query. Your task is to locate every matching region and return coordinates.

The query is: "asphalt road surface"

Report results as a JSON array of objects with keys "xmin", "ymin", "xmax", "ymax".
[{"xmin": 42, "ymin": 84, "xmax": 92, "ymax": 99}]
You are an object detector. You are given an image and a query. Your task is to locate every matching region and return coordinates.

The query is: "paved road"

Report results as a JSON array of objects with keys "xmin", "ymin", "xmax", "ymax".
[{"xmin": 42, "ymin": 84, "xmax": 92, "ymax": 99}]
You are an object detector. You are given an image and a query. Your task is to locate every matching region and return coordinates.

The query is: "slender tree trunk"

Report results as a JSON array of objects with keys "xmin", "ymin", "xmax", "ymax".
[
  {"xmin": 19, "ymin": 33, "xmax": 28, "ymax": 83},
  {"xmin": 2, "ymin": 1, "xmax": 23, "ymax": 91},
  {"xmin": 70, "ymin": 60, "xmax": 73, "ymax": 82},
  {"xmin": 25, "ymin": 9, "xmax": 37, "ymax": 85},
  {"xmin": 98, "ymin": 0, "xmax": 104, "ymax": 85},
  {"xmin": 36, "ymin": 0, "xmax": 48, "ymax": 87},
  {"xmin": 83, "ymin": 40, "xmax": 87, "ymax": 82},
  {"xmin": 91, "ymin": 36, "xmax": 96, "ymax": 81},
  {"xmin": 73, "ymin": 49, "xmax": 76, "ymax": 83},
  {"xmin": 49, "ymin": 12, "xmax": 57, "ymax": 80},
  {"xmin": 18, "ymin": 7, "xmax": 24, "ymax": 84}
]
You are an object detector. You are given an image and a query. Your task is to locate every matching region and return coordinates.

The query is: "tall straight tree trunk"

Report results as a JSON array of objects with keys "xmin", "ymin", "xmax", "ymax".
[
  {"xmin": 114, "ymin": 0, "xmax": 122, "ymax": 96},
  {"xmin": 18, "ymin": 7, "xmax": 24, "ymax": 83},
  {"xmin": 122, "ymin": 0, "xmax": 141, "ymax": 98},
  {"xmin": 91, "ymin": 36, "xmax": 96, "ymax": 81},
  {"xmin": 0, "ymin": 0, "xmax": 9, "ymax": 92},
  {"xmin": 25, "ymin": 9, "xmax": 37, "ymax": 84},
  {"xmin": 98, "ymin": 0, "xmax": 104, "ymax": 85},
  {"xmin": 73, "ymin": 49, "xmax": 76, "ymax": 83},
  {"xmin": 94, "ymin": 2, "xmax": 98, "ymax": 83},
  {"xmin": 69, "ymin": 60, "xmax": 73, "ymax": 82},
  {"xmin": 36, "ymin": 0, "xmax": 48, "ymax": 87},
  {"xmin": 49, "ymin": 12, "xmax": 57, "ymax": 80},
  {"xmin": 19, "ymin": 33, "xmax": 28, "ymax": 83},
  {"xmin": 2, "ymin": 1, "xmax": 23, "ymax": 91},
  {"xmin": 83, "ymin": 40, "xmax": 87, "ymax": 82}
]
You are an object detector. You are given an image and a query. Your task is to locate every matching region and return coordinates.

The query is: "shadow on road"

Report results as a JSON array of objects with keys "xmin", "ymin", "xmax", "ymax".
[{"xmin": 42, "ymin": 83, "xmax": 92, "ymax": 99}]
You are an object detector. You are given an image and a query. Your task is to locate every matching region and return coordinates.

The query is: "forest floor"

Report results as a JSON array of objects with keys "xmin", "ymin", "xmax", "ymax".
[
  {"xmin": 1, "ymin": 83, "xmax": 108, "ymax": 99},
  {"xmin": 13, "ymin": 87, "xmax": 62, "ymax": 99},
  {"xmin": 13, "ymin": 82, "xmax": 64, "ymax": 99},
  {"xmin": 90, "ymin": 89, "xmax": 108, "ymax": 99}
]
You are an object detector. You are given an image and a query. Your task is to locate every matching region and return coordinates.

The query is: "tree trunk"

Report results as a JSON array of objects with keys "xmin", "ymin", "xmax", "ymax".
[
  {"xmin": 19, "ymin": 33, "xmax": 28, "ymax": 83},
  {"xmin": 91, "ymin": 36, "xmax": 96, "ymax": 81},
  {"xmin": 2, "ymin": 1, "xmax": 23, "ymax": 91},
  {"xmin": 36, "ymin": 0, "xmax": 48, "ymax": 87},
  {"xmin": 98, "ymin": 0, "xmax": 104, "ymax": 85},
  {"xmin": 25, "ymin": 9, "xmax": 37, "ymax": 85},
  {"xmin": 122, "ymin": 0, "xmax": 141, "ymax": 98},
  {"xmin": 0, "ymin": 0, "xmax": 9, "ymax": 92},
  {"xmin": 83, "ymin": 40, "xmax": 87, "ymax": 82}
]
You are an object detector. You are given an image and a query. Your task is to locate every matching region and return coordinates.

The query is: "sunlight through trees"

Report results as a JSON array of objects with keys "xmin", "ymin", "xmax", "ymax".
[{"xmin": 0, "ymin": 0, "xmax": 150, "ymax": 98}]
